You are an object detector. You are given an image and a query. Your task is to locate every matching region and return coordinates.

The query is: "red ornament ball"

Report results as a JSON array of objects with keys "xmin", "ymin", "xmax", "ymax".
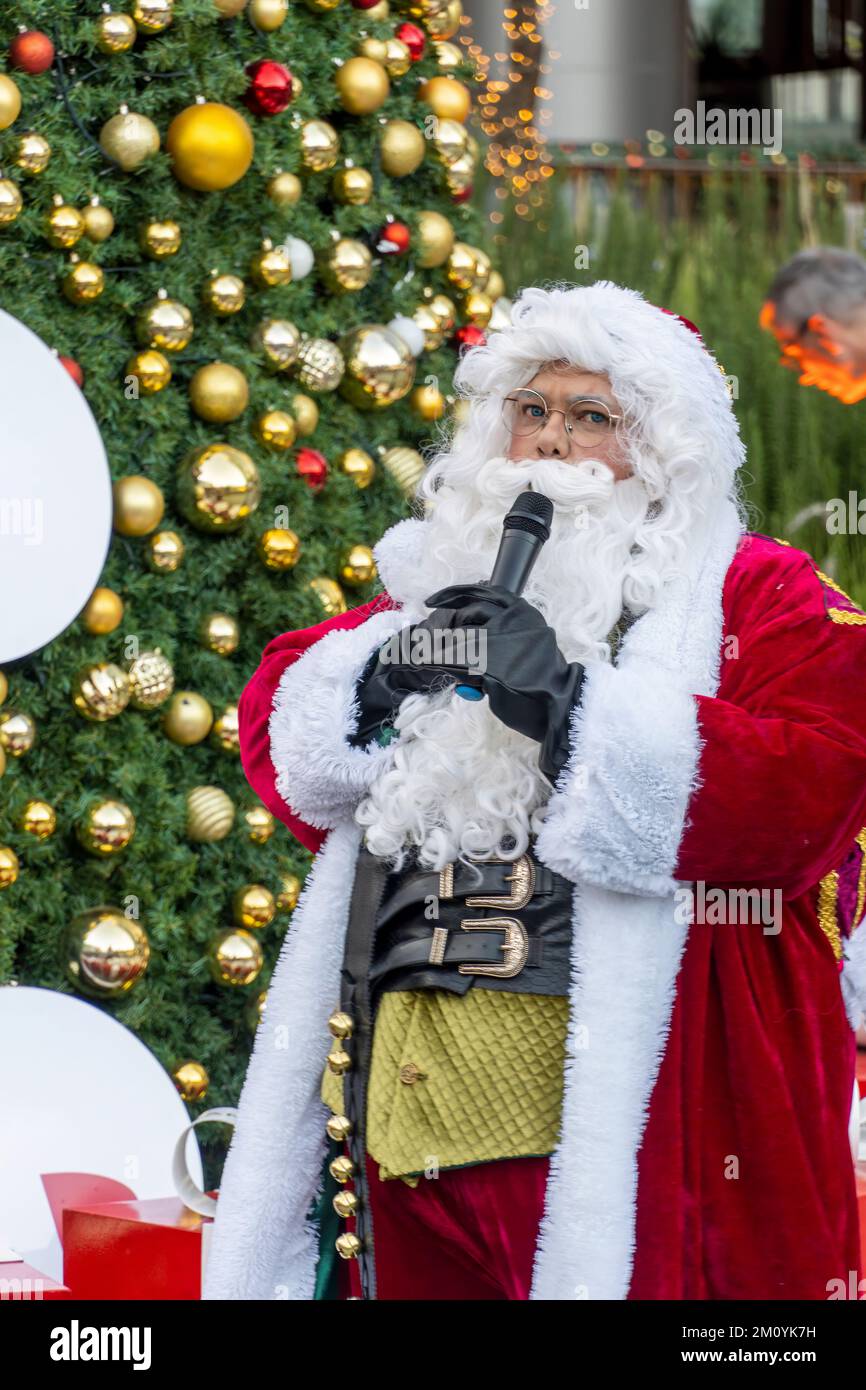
[
  {"xmin": 243, "ymin": 59, "xmax": 294, "ymax": 118},
  {"xmin": 451, "ymin": 185, "xmax": 473, "ymax": 205},
  {"xmin": 9, "ymin": 29, "xmax": 55, "ymax": 74},
  {"xmin": 59, "ymin": 355, "xmax": 84, "ymax": 388},
  {"xmin": 376, "ymin": 220, "xmax": 410, "ymax": 256},
  {"xmin": 350, "ymin": 0, "xmax": 384, "ymax": 8},
  {"xmin": 395, "ymin": 22, "xmax": 425, "ymax": 61},
  {"xmin": 453, "ymin": 325, "xmax": 486, "ymax": 352},
  {"xmin": 295, "ymin": 447, "xmax": 329, "ymax": 492}
]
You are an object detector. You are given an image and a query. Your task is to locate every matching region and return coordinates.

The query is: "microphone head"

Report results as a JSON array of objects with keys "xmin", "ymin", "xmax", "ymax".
[{"xmin": 504, "ymin": 489, "xmax": 553, "ymax": 542}]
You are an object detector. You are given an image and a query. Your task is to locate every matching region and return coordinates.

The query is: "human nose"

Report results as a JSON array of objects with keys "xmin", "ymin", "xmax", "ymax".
[{"xmin": 533, "ymin": 408, "xmax": 572, "ymax": 457}]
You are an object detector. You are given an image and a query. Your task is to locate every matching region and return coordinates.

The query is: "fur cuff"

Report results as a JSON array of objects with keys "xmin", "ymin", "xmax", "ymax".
[
  {"xmin": 534, "ymin": 657, "xmax": 700, "ymax": 896},
  {"xmin": 269, "ymin": 609, "xmax": 407, "ymax": 830}
]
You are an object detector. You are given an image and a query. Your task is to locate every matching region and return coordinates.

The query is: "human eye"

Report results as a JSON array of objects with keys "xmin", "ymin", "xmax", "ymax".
[{"xmin": 573, "ymin": 405, "xmax": 610, "ymax": 427}]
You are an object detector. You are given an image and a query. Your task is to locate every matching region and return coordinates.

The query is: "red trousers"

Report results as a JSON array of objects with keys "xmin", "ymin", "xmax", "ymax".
[{"xmin": 341, "ymin": 1152, "xmax": 551, "ymax": 1300}]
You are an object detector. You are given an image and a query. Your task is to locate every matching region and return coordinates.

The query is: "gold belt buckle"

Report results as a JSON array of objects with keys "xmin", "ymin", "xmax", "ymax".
[{"xmin": 457, "ymin": 916, "xmax": 529, "ymax": 979}]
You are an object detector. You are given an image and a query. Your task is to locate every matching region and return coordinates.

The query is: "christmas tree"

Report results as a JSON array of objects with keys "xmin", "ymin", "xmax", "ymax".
[{"xmin": 0, "ymin": 0, "xmax": 501, "ymax": 1177}]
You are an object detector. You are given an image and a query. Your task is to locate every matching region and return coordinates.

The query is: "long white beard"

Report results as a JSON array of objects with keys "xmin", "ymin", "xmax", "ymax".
[{"xmin": 354, "ymin": 454, "xmax": 680, "ymax": 873}]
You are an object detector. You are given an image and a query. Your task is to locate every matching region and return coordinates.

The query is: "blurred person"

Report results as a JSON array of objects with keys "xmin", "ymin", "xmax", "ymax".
[
  {"xmin": 204, "ymin": 282, "xmax": 866, "ymax": 1302},
  {"xmin": 761, "ymin": 246, "xmax": 866, "ymax": 402}
]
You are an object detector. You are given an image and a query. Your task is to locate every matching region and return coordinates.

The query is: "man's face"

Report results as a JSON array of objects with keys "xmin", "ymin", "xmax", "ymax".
[
  {"xmin": 760, "ymin": 300, "xmax": 866, "ymax": 403},
  {"xmin": 505, "ymin": 365, "xmax": 632, "ymax": 480}
]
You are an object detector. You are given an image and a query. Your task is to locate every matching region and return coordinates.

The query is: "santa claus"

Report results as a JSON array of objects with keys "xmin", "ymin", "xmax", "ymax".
[{"xmin": 203, "ymin": 281, "xmax": 866, "ymax": 1302}]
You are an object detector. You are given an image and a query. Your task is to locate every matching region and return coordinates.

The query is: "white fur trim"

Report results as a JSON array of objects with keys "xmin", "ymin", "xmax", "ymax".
[
  {"xmin": 202, "ymin": 819, "xmax": 364, "ymax": 1300},
  {"xmin": 841, "ymin": 921, "xmax": 866, "ymax": 1032},
  {"xmin": 269, "ymin": 608, "xmax": 411, "ymax": 831}
]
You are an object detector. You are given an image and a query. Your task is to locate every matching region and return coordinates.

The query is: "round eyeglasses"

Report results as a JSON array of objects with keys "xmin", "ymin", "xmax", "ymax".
[{"xmin": 501, "ymin": 389, "xmax": 622, "ymax": 446}]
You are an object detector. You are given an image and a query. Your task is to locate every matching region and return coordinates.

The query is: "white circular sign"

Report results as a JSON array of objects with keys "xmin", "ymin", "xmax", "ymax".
[
  {"xmin": 0, "ymin": 310, "xmax": 112, "ymax": 663},
  {"xmin": 0, "ymin": 986, "xmax": 202, "ymax": 1283}
]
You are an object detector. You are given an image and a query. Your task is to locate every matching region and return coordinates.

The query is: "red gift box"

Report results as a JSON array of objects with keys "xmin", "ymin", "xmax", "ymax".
[
  {"xmin": 62, "ymin": 1196, "xmax": 214, "ymax": 1301},
  {"xmin": 0, "ymin": 1252, "xmax": 70, "ymax": 1301}
]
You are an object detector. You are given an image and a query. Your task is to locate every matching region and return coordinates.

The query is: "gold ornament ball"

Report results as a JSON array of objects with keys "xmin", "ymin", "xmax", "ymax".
[
  {"xmin": 0, "ymin": 671, "xmax": 7, "ymax": 704},
  {"xmin": 20, "ymin": 800, "xmax": 57, "ymax": 840},
  {"xmin": 464, "ymin": 289, "xmax": 493, "ymax": 328},
  {"xmin": 67, "ymin": 907, "xmax": 150, "ymax": 997},
  {"xmin": 246, "ymin": 988, "xmax": 267, "ymax": 1031},
  {"xmin": 45, "ymin": 201, "xmax": 85, "ymax": 249},
  {"xmin": 16, "ymin": 132, "xmax": 51, "ymax": 175},
  {"xmin": 384, "ymin": 37, "xmax": 412, "ymax": 76},
  {"xmin": 276, "ymin": 871, "xmax": 301, "ymax": 912},
  {"xmin": 291, "ymin": 393, "xmax": 319, "ymax": 435},
  {"xmin": 357, "ymin": 36, "xmax": 387, "ymax": 64},
  {"xmin": 173, "ymin": 1060, "xmax": 209, "ymax": 1102},
  {"xmin": 339, "ymin": 544, "xmax": 377, "ymax": 587},
  {"xmin": 1, "ymin": 742, "xmax": 7, "ymax": 779},
  {"xmin": 214, "ymin": 0, "xmax": 248, "ymax": 14},
  {"xmin": 77, "ymin": 800, "xmax": 136, "ymax": 855},
  {"xmin": 113, "ymin": 475, "xmax": 165, "ymax": 536},
  {"xmin": 335, "ymin": 56, "xmax": 390, "ymax": 116},
  {"xmin": 381, "ymin": 443, "xmax": 426, "ymax": 496},
  {"xmin": 339, "ymin": 447, "xmax": 375, "ymax": 488},
  {"xmin": 96, "ymin": 12, "xmax": 138, "ymax": 53},
  {"xmin": 0, "ymin": 178, "xmax": 23, "ymax": 225},
  {"xmin": 304, "ymin": 0, "xmax": 339, "ymax": 9},
  {"xmin": 128, "ymin": 648, "xmax": 175, "ymax": 709},
  {"xmin": 443, "ymin": 150, "xmax": 474, "ymax": 195},
  {"xmin": 309, "ymin": 576, "xmax": 346, "ymax": 617},
  {"xmin": 320, "ymin": 237, "xmax": 373, "ymax": 294},
  {"xmin": 83, "ymin": 198, "xmax": 115, "ymax": 241},
  {"xmin": 72, "ymin": 663, "xmax": 132, "ymax": 721},
  {"xmin": 338, "ymin": 323, "xmax": 415, "ymax": 410},
  {"xmin": 418, "ymin": 75, "xmax": 470, "ymax": 122},
  {"xmin": 177, "ymin": 442, "xmax": 261, "ymax": 533},
  {"xmin": 244, "ymin": 804, "xmax": 275, "ymax": 843},
  {"xmin": 126, "ymin": 348, "xmax": 172, "ymax": 395},
  {"xmin": 209, "ymin": 928, "xmax": 263, "ymax": 987},
  {"xmin": 62, "ymin": 259, "xmax": 104, "ymax": 305},
  {"xmin": 294, "ymin": 336, "xmax": 344, "ymax": 393},
  {"xmin": 0, "ymin": 74, "xmax": 22, "ymax": 131},
  {"xmin": 133, "ymin": 0, "xmax": 174, "ymax": 33},
  {"xmin": 163, "ymin": 691, "xmax": 213, "ymax": 745},
  {"xmin": 254, "ymin": 409, "xmax": 296, "ymax": 451},
  {"xmin": 186, "ymin": 785, "xmax": 235, "ymax": 841},
  {"xmin": 248, "ymin": 0, "xmax": 288, "ymax": 29},
  {"xmin": 147, "ymin": 529, "xmax": 184, "ymax": 572},
  {"xmin": 447, "ymin": 240, "xmax": 483, "ymax": 293},
  {"xmin": 166, "ymin": 101, "xmax": 254, "ymax": 192},
  {"xmin": 211, "ymin": 702, "xmax": 240, "ymax": 754},
  {"xmin": 433, "ymin": 38, "xmax": 461, "ymax": 69},
  {"xmin": 189, "ymin": 362, "xmax": 249, "ymax": 423},
  {"xmin": 416, "ymin": 209, "xmax": 454, "ymax": 268},
  {"xmin": 431, "ymin": 115, "xmax": 468, "ymax": 164},
  {"xmin": 257, "ymin": 528, "xmax": 301, "ymax": 571},
  {"xmin": 266, "ymin": 169, "xmax": 302, "ymax": 207},
  {"xmin": 299, "ymin": 119, "xmax": 339, "ymax": 173},
  {"xmin": 331, "ymin": 165, "xmax": 373, "ymax": 206},
  {"xmin": 380, "ymin": 119, "xmax": 425, "ymax": 176},
  {"xmin": 412, "ymin": 298, "xmax": 447, "ymax": 350},
  {"xmin": 252, "ymin": 318, "xmax": 301, "ymax": 372},
  {"xmin": 203, "ymin": 271, "xmax": 245, "ymax": 315},
  {"xmin": 99, "ymin": 109, "xmax": 160, "ymax": 171},
  {"xmin": 140, "ymin": 218, "xmax": 181, "ymax": 259},
  {"xmin": 364, "ymin": 0, "xmax": 390, "ymax": 15},
  {"xmin": 428, "ymin": 289, "xmax": 456, "ymax": 327},
  {"xmin": 82, "ymin": 587, "xmax": 124, "ymax": 634},
  {"xmin": 410, "ymin": 382, "xmax": 445, "ymax": 420},
  {"xmin": 486, "ymin": 268, "xmax": 505, "ymax": 302},
  {"xmin": 199, "ymin": 612, "xmax": 239, "ymax": 656},
  {"xmin": 250, "ymin": 239, "xmax": 292, "ymax": 288},
  {"xmin": 233, "ymin": 883, "xmax": 275, "ymax": 929},
  {"xmin": 135, "ymin": 292, "xmax": 193, "ymax": 351},
  {"xmin": 0, "ymin": 847, "xmax": 19, "ymax": 889},
  {"xmin": 0, "ymin": 709, "xmax": 36, "ymax": 757},
  {"xmin": 426, "ymin": 0, "xmax": 462, "ymax": 38}
]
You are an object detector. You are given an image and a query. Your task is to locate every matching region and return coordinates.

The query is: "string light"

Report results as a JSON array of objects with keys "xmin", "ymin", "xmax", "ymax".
[{"xmin": 462, "ymin": 1, "xmax": 559, "ymax": 231}]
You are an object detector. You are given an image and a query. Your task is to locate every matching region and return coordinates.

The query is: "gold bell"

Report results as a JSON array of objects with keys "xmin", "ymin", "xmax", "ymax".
[
  {"xmin": 333, "ymin": 1190, "xmax": 359, "ymax": 1219},
  {"xmin": 327, "ymin": 1010, "xmax": 353, "ymax": 1038},
  {"xmin": 326, "ymin": 1114, "xmax": 353, "ymax": 1142},
  {"xmin": 329, "ymin": 1155, "xmax": 355, "ymax": 1184},
  {"xmin": 327, "ymin": 1043, "xmax": 351, "ymax": 1075},
  {"xmin": 335, "ymin": 1232, "xmax": 362, "ymax": 1260}
]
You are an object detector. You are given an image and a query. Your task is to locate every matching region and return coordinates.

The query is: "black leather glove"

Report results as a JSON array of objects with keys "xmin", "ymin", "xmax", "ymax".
[
  {"xmin": 421, "ymin": 582, "xmax": 585, "ymax": 785},
  {"xmin": 348, "ymin": 611, "xmax": 472, "ymax": 749}
]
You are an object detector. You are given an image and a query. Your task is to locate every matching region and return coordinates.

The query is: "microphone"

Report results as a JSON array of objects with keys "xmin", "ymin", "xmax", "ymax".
[{"xmin": 455, "ymin": 489, "xmax": 554, "ymax": 700}]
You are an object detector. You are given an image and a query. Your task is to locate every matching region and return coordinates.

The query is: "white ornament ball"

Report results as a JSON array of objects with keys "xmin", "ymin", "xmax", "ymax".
[
  {"xmin": 281, "ymin": 236, "xmax": 315, "ymax": 281},
  {"xmin": 388, "ymin": 315, "xmax": 426, "ymax": 357}
]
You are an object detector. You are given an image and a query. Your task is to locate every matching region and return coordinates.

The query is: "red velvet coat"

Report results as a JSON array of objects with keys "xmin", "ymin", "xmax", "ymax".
[{"xmin": 237, "ymin": 533, "xmax": 866, "ymax": 1299}]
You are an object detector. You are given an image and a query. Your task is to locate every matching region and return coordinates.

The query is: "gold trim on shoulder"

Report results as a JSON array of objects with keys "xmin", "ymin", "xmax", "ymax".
[
  {"xmin": 817, "ymin": 869, "xmax": 842, "ymax": 961},
  {"xmin": 828, "ymin": 606, "xmax": 866, "ymax": 626}
]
